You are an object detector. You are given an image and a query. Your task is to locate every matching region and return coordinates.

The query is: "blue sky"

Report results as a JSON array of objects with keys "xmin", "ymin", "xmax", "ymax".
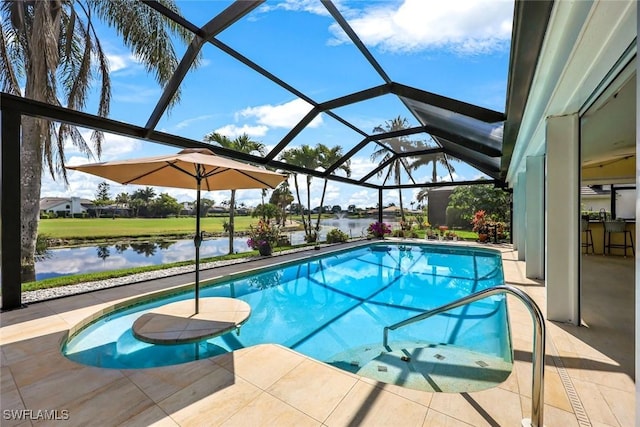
[{"xmin": 42, "ymin": 0, "xmax": 514, "ymax": 209}]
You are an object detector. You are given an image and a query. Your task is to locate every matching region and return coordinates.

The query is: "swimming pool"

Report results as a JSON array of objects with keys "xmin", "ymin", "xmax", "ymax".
[{"xmin": 63, "ymin": 242, "xmax": 512, "ymax": 391}]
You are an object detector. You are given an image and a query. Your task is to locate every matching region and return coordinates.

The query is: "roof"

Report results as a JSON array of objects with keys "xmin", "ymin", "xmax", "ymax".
[
  {"xmin": 2, "ymin": 1, "xmax": 554, "ymax": 193},
  {"xmin": 39, "ymin": 197, "xmax": 93, "ymax": 210}
]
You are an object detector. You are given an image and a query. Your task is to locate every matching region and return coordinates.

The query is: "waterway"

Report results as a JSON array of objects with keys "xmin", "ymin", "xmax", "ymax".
[{"xmin": 35, "ymin": 218, "xmax": 399, "ymax": 280}]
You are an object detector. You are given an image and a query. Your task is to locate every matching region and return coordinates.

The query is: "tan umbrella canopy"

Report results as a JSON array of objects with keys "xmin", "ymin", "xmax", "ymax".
[{"xmin": 67, "ymin": 148, "xmax": 287, "ymax": 313}]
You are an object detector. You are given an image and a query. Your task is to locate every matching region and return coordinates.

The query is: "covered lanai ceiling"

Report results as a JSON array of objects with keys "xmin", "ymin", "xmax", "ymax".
[{"xmin": 2, "ymin": 0, "xmax": 553, "ymax": 193}]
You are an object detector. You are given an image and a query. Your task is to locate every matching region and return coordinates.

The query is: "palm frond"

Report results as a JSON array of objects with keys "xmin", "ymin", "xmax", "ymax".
[
  {"xmin": 91, "ymin": 0, "xmax": 191, "ymax": 106},
  {"xmin": 0, "ymin": 23, "xmax": 21, "ymax": 94}
]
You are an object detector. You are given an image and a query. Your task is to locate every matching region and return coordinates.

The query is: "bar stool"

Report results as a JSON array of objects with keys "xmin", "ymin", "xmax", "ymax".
[
  {"xmin": 603, "ymin": 220, "xmax": 635, "ymax": 256},
  {"xmin": 581, "ymin": 219, "xmax": 594, "ymax": 254}
]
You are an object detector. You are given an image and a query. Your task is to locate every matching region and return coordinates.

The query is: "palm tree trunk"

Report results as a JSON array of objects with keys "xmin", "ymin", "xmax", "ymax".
[
  {"xmin": 228, "ymin": 189, "xmax": 236, "ymax": 254},
  {"xmin": 20, "ymin": 116, "xmax": 44, "ymax": 282},
  {"xmin": 306, "ymin": 176, "xmax": 313, "ymax": 242},
  {"xmin": 292, "ymin": 175, "xmax": 308, "ymax": 236},
  {"xmin": 315, "ymin": 179, "xmax": 329, "ymax": 237}
]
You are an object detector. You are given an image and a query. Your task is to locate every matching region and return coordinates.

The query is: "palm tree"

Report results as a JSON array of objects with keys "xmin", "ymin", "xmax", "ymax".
[
  {"xmin": 114, "ymin": 192, "xmax": 130, "ymax": 218},
  {"xmin": 371, "ymin": 116, "xmax": 417, "ymax": 222},
  {"xmin": 314, "ymin": 144, "xmax": 351, "ymax": 235},
  {"xmin": 411, "ymin": 151, "xmax": 458, "ymax": 183},
  {"xmin": 203, "ymin": 132, "xmax": 266, "ymax": 254},
  {"xmin": 269, "ymin": 181, "xmax": 294, "ymax": 226},
  {"xmin": 280, "ymin": 145, "xmax": 320, "ymax": 242},
  {"xmin": 1, "ymin": 1, "xmax": 192, "ymax": 279}
]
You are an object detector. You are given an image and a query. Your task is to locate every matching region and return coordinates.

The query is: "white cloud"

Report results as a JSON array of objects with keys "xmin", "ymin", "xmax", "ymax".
[
  {"xmin": 348, "ymin": 189, "xmax": 377, "ymax": 208},
  {"xmin": 106, "ymin": 53, "xmax": 137, "ymax": 73},
  {"xmin": 259, "ymin": 0, "xmax": 330, "ymax": 16},
  {"xmin": 174, "ymin": 115, "xmax": 215, "ymax": 130},
  {"xmin": 328, "ymin": 0, "xmax": 513, "ymax": 55},
  {"xmin": 214, "ymin": 124, "xmax": 269, "ymax": 138},
  {"xmin": 238, "ymin": 99, "xmax": 323, "ymax": 129}
]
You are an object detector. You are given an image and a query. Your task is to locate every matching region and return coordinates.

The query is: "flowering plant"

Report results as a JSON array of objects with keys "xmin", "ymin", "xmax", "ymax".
[
  {"xmin": 247, "ymin": 219, "xmax": 280, "ymax": 250},
  {"xmin": 367, "ymin": 221, "xmax": 392, "ymax": 238},
  {"xmin": 471, "ymin": 210, "xmax": 489, "ymax": 234}
]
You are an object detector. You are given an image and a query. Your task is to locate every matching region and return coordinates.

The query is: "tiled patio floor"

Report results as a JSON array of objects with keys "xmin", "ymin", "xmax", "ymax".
[{"xmin": 1, "ymin": 242, "xmax": 634, "ymax": 426}]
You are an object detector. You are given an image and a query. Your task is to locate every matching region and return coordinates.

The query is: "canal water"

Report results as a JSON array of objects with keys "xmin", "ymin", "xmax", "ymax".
[{"xmin": 35, "ymin": 218, "xmax": 399, "ymax": 280}]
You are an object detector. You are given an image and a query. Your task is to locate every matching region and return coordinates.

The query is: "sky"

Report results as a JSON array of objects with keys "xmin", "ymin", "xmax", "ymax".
[{"xmin": 41, "ymin": 0, "xmax": 514, "ymax": 210}]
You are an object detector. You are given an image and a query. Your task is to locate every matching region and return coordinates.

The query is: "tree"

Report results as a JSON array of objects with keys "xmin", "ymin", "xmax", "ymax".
[
  {"xmin": 251, "ymin": 203, "xmax": 279, "ymax": 222},
  {"xmin": 269, "ymin": 181, "xmax": 294, "ymax": 226},
  {"xmin": 149, "ymin": 193, "xmax": 181, "ymax": 217},
  {"xmin": 203, "ymin": 132, "xmax": 266, "ymax": 254},
  {"xmin": 280, "ymin": 145, "xmax": 320, "ymax": 242},
  {"xmin": 113, "ymin": 192, "xmax": 130, "ymax": 218},
  {"xmin": 2, "ymin": 0, "xmax": 192, "ymax": 279},
  {"xmin": 314, "ymin": 144, "xmax": 350, "ymax": 236},
  {"xmin": 130, "ymin": 187, "xmax": 156, "ymax": 217},
  {"xmin": 447, "ymin": 184, "xmax": 511, "ymax": 225},
  {"xmin": 199, "ymin": 198, "xmax": 215, "ymax": 216},
  {"xmin": 371, "ymin": 116, "xmax": 417, "ymax": 222},
  {"xmin": 93, "ymin": 181, "xmax": 112, "ymax": 218}
]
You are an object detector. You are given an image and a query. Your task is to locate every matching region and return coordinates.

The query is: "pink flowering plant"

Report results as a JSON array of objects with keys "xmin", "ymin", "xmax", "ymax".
[
  {"xmin": 367, "ymin": 221, "xmax": 392, "ymax": 238},
  {"xmin": 247, "ymin": 219, "xmax": 280, "ymax": 250}
]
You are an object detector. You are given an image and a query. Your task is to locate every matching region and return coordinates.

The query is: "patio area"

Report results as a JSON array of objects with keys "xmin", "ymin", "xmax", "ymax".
[{"xmin": 0, "ymin": 241, "xmax": 634, "ymax": 426}]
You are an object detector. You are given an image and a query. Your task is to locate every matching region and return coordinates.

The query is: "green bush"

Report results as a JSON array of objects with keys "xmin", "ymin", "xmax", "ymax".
[
  {"xmin": 446, "ymin": 206, "xmax": 467, "ymax": 228},
  {"xmin": 326, "ymin": 228, "xmax": 348, "ymax": 243}
]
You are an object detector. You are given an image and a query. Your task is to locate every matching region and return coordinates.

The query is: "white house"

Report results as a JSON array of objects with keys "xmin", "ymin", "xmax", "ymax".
[{"xmin": 39, "ymin": 197, "xmax": 92, "ymax": 216}]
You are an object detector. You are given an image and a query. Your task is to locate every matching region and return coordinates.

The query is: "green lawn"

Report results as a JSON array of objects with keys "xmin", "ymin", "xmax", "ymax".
[{"xmin": 38, "ymin": 216, "xmax": 263, "ymax": 239}]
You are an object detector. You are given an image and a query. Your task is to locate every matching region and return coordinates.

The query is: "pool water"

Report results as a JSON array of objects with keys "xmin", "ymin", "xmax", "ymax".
[{"xmin": 63, "ymin": 243, "xmax": 512, "ymax": 390}]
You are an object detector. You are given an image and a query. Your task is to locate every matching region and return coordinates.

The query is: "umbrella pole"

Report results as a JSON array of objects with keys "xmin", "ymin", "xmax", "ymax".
[{"xmin": 194, "ymin": 179, "xmax": 202, "ymax": 314}]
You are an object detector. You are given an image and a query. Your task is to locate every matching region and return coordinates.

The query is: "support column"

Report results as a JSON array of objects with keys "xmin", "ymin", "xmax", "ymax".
[
  {"xmin": 1, "ymin": 110, "xmax": 23, "ymax": 310},
  {"xmin": 526, "ymin": 156, "xmax": 545, "ymax": 279},
  {"xmin": 515, "ymin": 172, "xmax": 527, "ymax": 261},
  {"xmin": 546, "ymin": 113, "xmax": 580, "ymax": 325}
]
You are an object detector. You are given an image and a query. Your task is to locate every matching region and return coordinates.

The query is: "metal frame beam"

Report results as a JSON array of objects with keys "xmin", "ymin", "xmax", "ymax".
[{"xmin": 1, "ymin": 109, "xmax": 23, "ymax": 310}]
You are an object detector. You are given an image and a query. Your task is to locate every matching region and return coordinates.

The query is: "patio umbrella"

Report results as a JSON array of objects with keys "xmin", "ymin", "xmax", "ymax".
[{"xmin": 67, "ymin": 148, "xmax": 287, "ymax": 313}]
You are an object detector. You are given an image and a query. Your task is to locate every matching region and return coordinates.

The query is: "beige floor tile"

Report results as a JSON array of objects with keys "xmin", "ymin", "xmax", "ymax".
[
  {"xmin": 7, "ymin": 347, "xmax": 76, "ymax": 388},
  {"xmin": 1, "ymin": 367, "xmax": 28, "ymax": 427},
  {"xmin": 158, "ymin": 370, "xmax": 261, "ymax": 426},
  {"xmin": 519, "ymin": 396, "xmax": 580, "ymax": 427},
  {"xmin": 599, "ymin": 383, "xmax": 635, "ymax": 427},
  {"xmin": 496, "ymin": 366, "xmax": 519, "ymax": 394},
  {"xmin": 423, "ymin": 409, "xmax": 475, "ymax": 426},
  {"xmin": 119, "ymin": 406, "xmax": 178, "ymax": 427},
  {"xmin": 18, "ymin": 362, "xmax": 125, "ymax": 411},
  {"xmin": 266, "ymin": 358, "xmax": 358, "ymax": 422},
  {"xmin": 324, "ymin": 380, "xmax": 428, "ymax": 426},
  {"xmin": 1, "ymin": 332, "xmax": 67, "ymax": 367},
  {"xmin": 358, "ymin": 379, "xmax": 433, "ymax": 407},
  {"xmin": 51, "ymin": 376, "xmax": 154, "ymax": 427},
  {"xmin": 570, "ymin": 378, "xmax": 619, "ymax": 426},
  {"xmin": 124, "ymin": 358, "xmax": 219, "ymax": 402},
  {"xmin": 1, "ymin": 320, "xmax": 68, "ymax": 353},
  {"xmin": 220, "ymin": 391, "xmax": 321, "ymax": 427},
  {"xmin": 222, "ymin": 344, "xmax": 306, "ymax": 390},
  {"xmin": 430, "ymin": 388, "xmax": 522, "ymax": 427},
  {"xmin": 542, "ymin": 369, "xmax": 573, "ymax": 412}
]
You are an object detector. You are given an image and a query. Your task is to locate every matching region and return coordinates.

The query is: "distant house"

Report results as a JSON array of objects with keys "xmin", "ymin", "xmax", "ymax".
[{"xmin": 39, "ymin": 197, "xmax": 93, "ymax": 217}]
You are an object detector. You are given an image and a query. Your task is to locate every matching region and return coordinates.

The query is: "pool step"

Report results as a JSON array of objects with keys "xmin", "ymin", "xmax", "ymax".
[{"xmin": 328, "ymin": 342, "xmax": 512, "ymax": 393}]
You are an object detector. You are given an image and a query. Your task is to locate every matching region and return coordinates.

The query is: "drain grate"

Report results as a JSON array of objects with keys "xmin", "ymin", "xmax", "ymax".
[
  {"xmin": 434, "ymin": 353, "xmax": 445, "ymax": 360},
  {"xmin": 475, "ymin": 360, "xmax": 489, "ymax": 368},
  {"xmin": 548, "ymin": 340, "xmax": 591, "ymax": 426}
]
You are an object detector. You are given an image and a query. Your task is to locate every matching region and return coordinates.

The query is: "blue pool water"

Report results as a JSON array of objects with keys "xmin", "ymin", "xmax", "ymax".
[{"xmin": 63, "ymin": 243, "xmax": 510, "ymax": 372}]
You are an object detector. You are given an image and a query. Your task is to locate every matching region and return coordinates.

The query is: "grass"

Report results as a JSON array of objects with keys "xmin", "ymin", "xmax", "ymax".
[{"xmin": 38, "ymin": 216, "xmax": 261, "ymax": 240}]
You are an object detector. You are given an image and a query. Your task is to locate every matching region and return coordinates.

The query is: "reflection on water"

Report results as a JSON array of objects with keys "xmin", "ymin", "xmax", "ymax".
[{"xmin": 35, "ymin": 218, "xmax": 399, "ymax": 281}]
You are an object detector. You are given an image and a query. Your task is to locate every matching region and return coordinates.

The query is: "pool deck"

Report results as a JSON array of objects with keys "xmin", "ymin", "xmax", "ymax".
[{"xmin": 1, "ymin": 240, "xmax": 634, "ymax": 426}]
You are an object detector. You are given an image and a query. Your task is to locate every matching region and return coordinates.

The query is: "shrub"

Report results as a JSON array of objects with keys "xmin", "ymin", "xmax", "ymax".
[{"xmin": 326, "ymin": 228, "xmax": 349, "ymax": 243}]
